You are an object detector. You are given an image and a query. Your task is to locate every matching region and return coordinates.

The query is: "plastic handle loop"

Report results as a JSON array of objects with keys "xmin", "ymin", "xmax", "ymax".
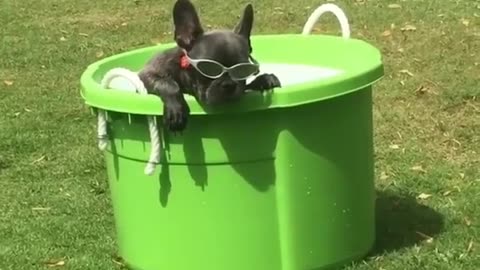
[
  {"xmin": 97, "ymin": 68, "xmax": 162, "ymax": 176},
  {"xmin": 302, "ymin": 3, "xmax": 351, "ymax": 39}
]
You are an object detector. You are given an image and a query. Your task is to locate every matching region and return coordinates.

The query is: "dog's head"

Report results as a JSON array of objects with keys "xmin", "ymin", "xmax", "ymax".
[{"xmin": 173, "ymin": 0, "xmax": 259, "ymax": 105}]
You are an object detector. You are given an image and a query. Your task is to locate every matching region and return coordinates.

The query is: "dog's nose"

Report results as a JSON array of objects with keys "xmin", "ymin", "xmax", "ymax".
[{"xmin": 220, "ymin": 80, "xmax": 236, "ymax": 91}]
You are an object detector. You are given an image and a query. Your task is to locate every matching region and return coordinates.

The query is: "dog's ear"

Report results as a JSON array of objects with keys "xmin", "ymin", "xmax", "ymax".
[
  {"xmin": 234, "ymin": 4, "xmax": 254, "ymax": 50},
  {"xmin": 173, "ymin": 0, "xmax": 204, "ymax": 51}
]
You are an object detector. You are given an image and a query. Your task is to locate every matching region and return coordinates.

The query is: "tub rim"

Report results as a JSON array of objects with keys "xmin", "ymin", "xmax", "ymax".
[{"xmin": 80, "ymin": 34, "xmax": 384, "ymax": 116}]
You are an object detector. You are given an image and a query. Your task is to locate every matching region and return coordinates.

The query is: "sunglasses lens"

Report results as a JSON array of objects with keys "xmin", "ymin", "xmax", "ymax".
[
  {"xmin": 230, "ymin": 64, "xmax": 259, "ymax": 80},
  {"xmin": 196, "ymin": 61, "xmax": 224, "ymax": 77}
]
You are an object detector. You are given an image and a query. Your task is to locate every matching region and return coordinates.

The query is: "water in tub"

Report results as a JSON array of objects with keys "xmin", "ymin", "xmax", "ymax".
[
  {"xmin": 107, "ymin": 63, "xmax": 343, "ymax": 92},
  {"xmin": 247, "ymin": 63, "xmax": 343, "ymax": 87}
]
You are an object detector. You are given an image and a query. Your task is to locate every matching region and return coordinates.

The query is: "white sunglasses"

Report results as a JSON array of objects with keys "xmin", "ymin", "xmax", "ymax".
[{"xmin": 184, "ymin": 52, "xmax": 260, "ymax": 81}]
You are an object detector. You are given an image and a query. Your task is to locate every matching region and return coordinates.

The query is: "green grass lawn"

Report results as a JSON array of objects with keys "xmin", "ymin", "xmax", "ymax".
[{"xmin": 1, "ymin": 0, "xmax": 479, "ymax": 269}]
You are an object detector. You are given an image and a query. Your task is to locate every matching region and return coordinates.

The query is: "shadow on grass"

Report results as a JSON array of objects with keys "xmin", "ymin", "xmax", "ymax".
[{"xmin": 371, "ymin": 190, "xmax": 445, "ymax": 256}]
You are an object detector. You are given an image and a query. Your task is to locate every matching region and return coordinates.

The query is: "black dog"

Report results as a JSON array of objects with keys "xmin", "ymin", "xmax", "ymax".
[{"xmin": 139, "ymin": 0, "xmax": 281, "ymax": 132}]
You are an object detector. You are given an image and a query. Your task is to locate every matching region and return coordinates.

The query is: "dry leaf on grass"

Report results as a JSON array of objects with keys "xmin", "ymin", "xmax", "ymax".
[
  {"xmin": 461, "ymin": 18, "xmax": 470, "ymax": 26},
  {"xmin": 96, "ymin": 51, "xmax": 105, "ymax": 58},
  {"xmin": 464, "ymin": 217, "xmax": 472, "ymax": 227},
  {"xmin": 389, "ymin": 144, "xmax": 400, "ymax": 149},
  {"xmin": 31, "ymin": 155, "xmax": 46, "ymax": 164},
  {"xmin": 381, "ymin": 30, "xmax": 392, "ymax": 37},
  {"xmin": 400, "ymin": 69, "xmax": 414, "ymax": 77},
  {"xmin": 411, "ymin": 165, "xmax": 427, "ymax": 173},
  {"xmin": 150, "ymin": 38, "xmax": 162, "ymax": 45},
  {"xmin": 388, "ymin": 4, "xmax": 401, "ymax": 9},
  {"xmin": 467, "ymin": 240, "xmax": 474, "ymax": 253},
  {"xmin": 380, "ymin": 171, "xmax": 389, "ymax": 180},
  {"xmin": 401, "ymin": 24, "xmax": 417, "ymax": 31},
  {"xmin": 112, "ymin": 255, "xmax": 126, "ymax": 267},
  {"xmin": 459, "ymin": 241, "xmax": 474, "ymax": 260},
  {"xmin": 442, "ymin": 190, "xmax": 452, "ymax": 196},
  {"xmin": 32, "ymin": 207, "xmax": 51, "ymax": 211},
  {"xmin": 416, "ymin": 231, "xmax": 434, "ymax": 243},
  {"xmin": 4, "ymin": 80, "xmax": 14, "ymax": 86},
  {"xmin": 60, "ymin": 37, "xmax": 67, "ymax": 41},
  {"xmin": 417, "ymin": 193, "xmax": 432, "ymax": 200},
  {"xmin": 415, "ymin": 85, "xmax": 429, "ymax": 95},
  {"xmin": 44, "ymin": 259, "xmax": 65, "ymax": 267},
  {"xmin": 375, "ymin": 256, "xmax": 384, "ymax": 262}
]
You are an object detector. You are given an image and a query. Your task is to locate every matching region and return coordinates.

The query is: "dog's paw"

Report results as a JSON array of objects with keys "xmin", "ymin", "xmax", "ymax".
[
  {"xmin": 163, "ymin": 101, "xmax": 189, "ymax": 133},
  {"xmin": 247, "ymin": 73, "xmax": 281, "ymax": 92}
]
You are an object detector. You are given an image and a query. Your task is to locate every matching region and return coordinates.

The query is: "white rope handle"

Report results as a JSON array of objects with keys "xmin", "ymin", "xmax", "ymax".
[
  {"xmin": 98, "ymin": 68, "xmax": 162, "ymax": 176},
  {"xmin": 302, "ymin": 3, "xmax": 351, "ymax": 38}
]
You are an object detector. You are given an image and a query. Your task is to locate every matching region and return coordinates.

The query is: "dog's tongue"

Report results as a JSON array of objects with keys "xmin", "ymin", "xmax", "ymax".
[{"xmin": 180, "ymin": 54, "xmax": 190, "ymax": 69}]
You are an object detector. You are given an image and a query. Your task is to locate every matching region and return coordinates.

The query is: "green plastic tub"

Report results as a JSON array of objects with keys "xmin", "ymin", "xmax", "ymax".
[{"xmin": 80, "ymin": 8, "xmax": 383, "ymax": 269}]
